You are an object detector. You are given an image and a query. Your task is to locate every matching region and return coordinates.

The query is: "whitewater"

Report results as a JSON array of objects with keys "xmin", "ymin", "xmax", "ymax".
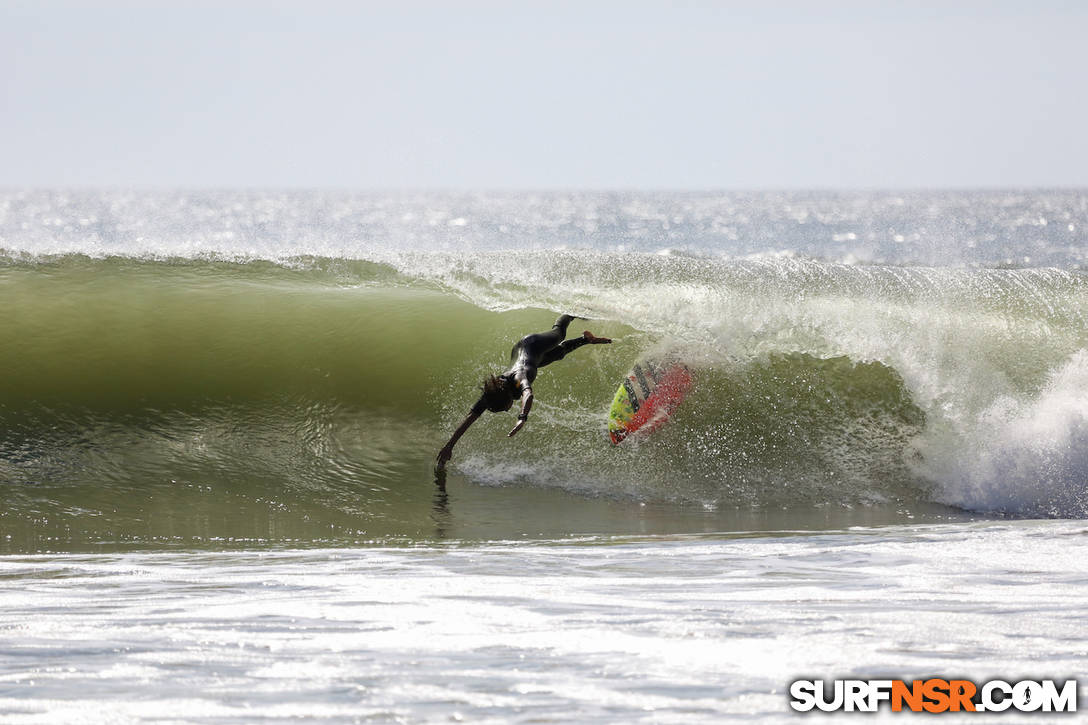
[{"xmin": 2, "ymin": 189, "xmax": 1087, "ymax": 722}]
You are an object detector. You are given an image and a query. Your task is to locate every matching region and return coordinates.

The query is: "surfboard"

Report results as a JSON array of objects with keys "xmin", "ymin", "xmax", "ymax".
[{"xmin": 607, "ymin": 358, "xmax": 693, "ymax": 444}]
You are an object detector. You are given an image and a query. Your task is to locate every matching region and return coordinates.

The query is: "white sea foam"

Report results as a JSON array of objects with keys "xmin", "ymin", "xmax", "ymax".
[
  {"xmin": 1, "ymin": 522, "xmax": 1086, "ymax": 723},
  {"xmin": 919, "ymin": 350, "xmax": 1088, "ymax": 516}
]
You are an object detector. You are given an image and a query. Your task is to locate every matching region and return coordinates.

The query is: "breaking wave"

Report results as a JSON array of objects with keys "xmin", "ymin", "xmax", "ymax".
[{"xmin": 2, "ymin": 251, "xmax": 1086, "ymax": 517}]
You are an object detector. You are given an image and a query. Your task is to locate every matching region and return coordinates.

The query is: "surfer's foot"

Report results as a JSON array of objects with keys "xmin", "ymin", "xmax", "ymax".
[{"xmin": 583, "ymin": 331, "xmax": 611, "ymax": 344}]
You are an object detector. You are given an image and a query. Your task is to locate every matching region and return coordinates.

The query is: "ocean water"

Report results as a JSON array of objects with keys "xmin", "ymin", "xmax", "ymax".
[{"xmin": 1, "ymin": 190, "xmax": 1087, "ymax": 721}]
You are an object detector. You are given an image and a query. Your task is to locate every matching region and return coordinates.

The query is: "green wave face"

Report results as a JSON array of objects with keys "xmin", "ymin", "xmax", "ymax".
[
  {"xmin": 2, "ymin": 255, "xmax": 441, "ymax": 412},
  {"xmin": 2, "ymin": 253, "xmax": 1087, "ymax": 549}
]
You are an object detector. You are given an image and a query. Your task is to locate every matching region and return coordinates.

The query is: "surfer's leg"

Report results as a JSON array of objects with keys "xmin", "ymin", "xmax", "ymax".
[
  {"xmin": 515, "ymin": 316, "xmax": 583, "ymax": 362},
  {"xmin": 518, "ymin": 329, "xmax": 565, "ymax": 361},
  {"xmin": 538, "ymin": 331, "xmax": 611, "ymax": 368}
]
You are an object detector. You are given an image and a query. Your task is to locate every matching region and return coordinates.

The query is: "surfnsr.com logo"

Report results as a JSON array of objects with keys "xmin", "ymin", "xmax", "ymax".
[{"xmin": 789, "ymin": 679, "xmax": 1078, "ymax": 713}]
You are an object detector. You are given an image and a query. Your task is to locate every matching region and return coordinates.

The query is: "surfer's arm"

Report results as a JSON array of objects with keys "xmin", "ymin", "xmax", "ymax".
[
  {"xmin": 508, "ymin": 385, "xmax": 533, "ymax": 437},
  {"xmin": 436, "ymin": 407, "xmax": 483, "ymax": 469}
]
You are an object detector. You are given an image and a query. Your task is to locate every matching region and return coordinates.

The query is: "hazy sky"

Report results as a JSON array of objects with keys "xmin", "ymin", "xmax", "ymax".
[{"xmin": 2, "ymin": 1, "xmax": 1086, "ymax": 189}]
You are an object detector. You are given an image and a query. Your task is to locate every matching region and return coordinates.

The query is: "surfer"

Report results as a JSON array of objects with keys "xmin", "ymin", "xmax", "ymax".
[{"xmin": 435, "ymin": 314, "xmax": 611, "ymax": 470}]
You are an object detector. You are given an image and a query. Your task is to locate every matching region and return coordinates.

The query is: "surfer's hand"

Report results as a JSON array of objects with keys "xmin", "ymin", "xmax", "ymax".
[
  {"xmin": 508, "ymin": 418, "xmax": 527, "ymax": 437},
  {"xmin": 583, "ymin": 331, "xmax": 611, "ymax": 344},
  {"xmin": 436, "ymin": 446, "xmax": 453, "ymax": 469}
]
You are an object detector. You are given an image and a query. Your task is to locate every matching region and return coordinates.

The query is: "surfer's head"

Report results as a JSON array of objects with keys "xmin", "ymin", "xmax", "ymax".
[{"xmin": 480, "ymin": 374, "xmax": 515, "ymax": 413}]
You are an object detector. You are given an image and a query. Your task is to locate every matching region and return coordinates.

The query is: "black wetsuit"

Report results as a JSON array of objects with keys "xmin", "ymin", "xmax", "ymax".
[
  {"xmin": 470, "ymin": 314, "xmax": 590, "ymax": 414},
  {"xmin": 438, "ymin": 313, "xmax": 609, "ymax": 471},
  {"xmin": 505, "ymin": 314, "xmax": 589, "ymax": 386}
]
